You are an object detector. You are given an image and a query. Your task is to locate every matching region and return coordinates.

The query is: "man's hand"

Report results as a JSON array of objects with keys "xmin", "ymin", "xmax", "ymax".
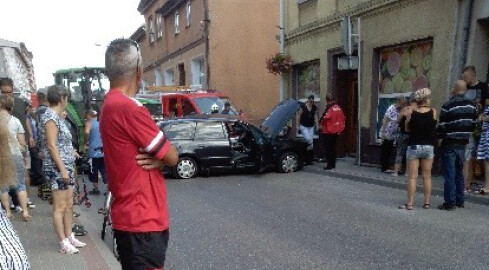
[{"xmin": 136, "ymin": 153, "xmax": 165, "ymax": 170}]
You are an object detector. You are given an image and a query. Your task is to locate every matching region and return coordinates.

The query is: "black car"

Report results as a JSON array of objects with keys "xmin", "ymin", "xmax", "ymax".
[{"xmin": 159, "ymin": 99, "xmax": 309, "ymax": 179}]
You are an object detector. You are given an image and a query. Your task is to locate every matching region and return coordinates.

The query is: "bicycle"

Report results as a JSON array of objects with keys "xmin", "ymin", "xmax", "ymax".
[{"xmin": 100, "ymin": 191, "xmax": 119, "ymax": 260}]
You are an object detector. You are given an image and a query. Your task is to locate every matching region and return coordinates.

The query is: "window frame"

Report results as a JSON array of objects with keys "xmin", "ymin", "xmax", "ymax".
[
  {"xmin": 175, "ymin": 10, "xmax": 180, "ymax": 34},
  {"xmin": 148, "ymin": 16, "xmax": 155, "ymax": 43},
  {"xmin": 156, "ymin": 14, "xmax": 163, "ymax": 39},
  {"xmin": 186, "ymin": 1, "xmax": 191, "ymax": 27}
]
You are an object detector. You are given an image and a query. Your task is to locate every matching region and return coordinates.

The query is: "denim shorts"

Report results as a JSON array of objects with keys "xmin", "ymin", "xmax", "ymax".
[
  {"xmin": 1, "ymin": 155, "xmax": 27, "ymax": 193},
  {"xmin": 406, "ymin": 145, "xmax": 434, "ymax": 160}
]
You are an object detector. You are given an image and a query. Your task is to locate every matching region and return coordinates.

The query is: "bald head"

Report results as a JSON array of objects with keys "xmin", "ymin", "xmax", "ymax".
[{"xmin": 452, "ymin": 80, "xmax": 467, "ymax": 95}]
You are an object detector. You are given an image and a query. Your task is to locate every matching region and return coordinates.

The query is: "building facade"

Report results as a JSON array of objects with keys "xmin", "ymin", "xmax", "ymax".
[
  {"xmin": 136, "ymin": 0, "xmax": 281, "ymax": 122},
  {"xmin": 0, "ymin": 39, "xmax": 36, "ymax": 98},
  {"xmin": 285, "ymin": 0, "xmax": 489, "ymax": 165}
]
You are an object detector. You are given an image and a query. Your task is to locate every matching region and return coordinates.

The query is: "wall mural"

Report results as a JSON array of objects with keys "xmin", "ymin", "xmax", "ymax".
[{"xmin": 376, "ymin": 40, "xmax": 433, "ymax": 142}]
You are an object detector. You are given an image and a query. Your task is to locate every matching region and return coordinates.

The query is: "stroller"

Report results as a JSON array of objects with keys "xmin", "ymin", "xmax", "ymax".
[{"xmin": 74, "ymin": 156, "xmax": 92, "ymax": 208}]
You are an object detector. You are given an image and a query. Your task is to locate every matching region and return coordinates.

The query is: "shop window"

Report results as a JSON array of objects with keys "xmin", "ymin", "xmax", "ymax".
[{"xmin": 376, "ymin": 39, "xmax": 433, "ymax": 142}]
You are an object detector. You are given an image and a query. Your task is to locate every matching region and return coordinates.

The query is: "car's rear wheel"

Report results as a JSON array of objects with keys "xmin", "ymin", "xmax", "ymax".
[
  {"xmin": 278, "ymin": 152, "xmax": 299, "ymax": 173},
  {"xmin": 174, "ymin": 157, "xmax": 199, "ymax": 179}
]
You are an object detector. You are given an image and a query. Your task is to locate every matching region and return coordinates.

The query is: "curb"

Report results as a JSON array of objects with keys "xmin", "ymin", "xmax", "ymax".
[{"xmin": 304, "ymin": 166, "xmax": 489, "ymax": 206}]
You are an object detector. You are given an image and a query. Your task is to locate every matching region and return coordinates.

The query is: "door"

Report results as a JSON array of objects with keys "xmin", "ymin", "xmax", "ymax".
[
  {"xmin": 178, "ymin": 63, "xmax": 186, "ymax": 86},
  {"xmin": 248, "ymin": 125, "xmax": 273, "ymax": 171},
  {"xmin": 334, "ymin": 69, "xmax": 358, "ymax": 157},
  {"xmin": 193, "ymin": 121, "xmax": 232, "ymax": 168}
]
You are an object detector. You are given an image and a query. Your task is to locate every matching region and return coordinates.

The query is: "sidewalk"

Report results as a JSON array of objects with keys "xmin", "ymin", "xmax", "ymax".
[
  {"xmin": 10, "ymin": 186, "xmax": 120, "ymax": 270},
  {"xmin": 304, "ymin": 157, "xmax": 489, "ymax": 206}
]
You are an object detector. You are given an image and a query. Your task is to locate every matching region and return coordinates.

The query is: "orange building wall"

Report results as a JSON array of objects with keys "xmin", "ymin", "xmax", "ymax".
[{"xmin": 208, "ymin": 0, "xmax": 280, "ymax": 122}]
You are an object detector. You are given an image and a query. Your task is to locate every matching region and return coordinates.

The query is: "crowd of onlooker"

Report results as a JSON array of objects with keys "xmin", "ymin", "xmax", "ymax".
[{"xmin": 380, "ymin": 66, "xmax": 489, "ymax": 210}]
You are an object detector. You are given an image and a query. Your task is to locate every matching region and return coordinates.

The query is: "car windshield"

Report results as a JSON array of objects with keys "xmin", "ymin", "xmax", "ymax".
[{"xmin": 193, "ymin": 97, "xmax": 239, "ymax": 115}]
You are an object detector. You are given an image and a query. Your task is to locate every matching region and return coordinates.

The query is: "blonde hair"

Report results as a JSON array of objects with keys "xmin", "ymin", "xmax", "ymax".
[
  {"xmin": 414, "ymin": 88, "xmax": 431, "ymax": 104},
  {"xmin": 0, "ymin": 114, "xmax": 16, "ymax": 188}
]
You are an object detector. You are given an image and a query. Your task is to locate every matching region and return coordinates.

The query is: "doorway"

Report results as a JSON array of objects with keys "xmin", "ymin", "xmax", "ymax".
[
  {"xmin": 178, "ymin": 63, "xmax": 186, "ymax": 86},
  {"xmin": 333, "ymin": 66, "xmax": 358, "ymax": 157}
]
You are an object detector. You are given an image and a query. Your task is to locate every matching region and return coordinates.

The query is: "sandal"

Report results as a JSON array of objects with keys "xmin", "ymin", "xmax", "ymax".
[
  {"xmin": 423, "ymin": 204, "xmax": 430, "ymax": 209},
  {"xmin": 399, "ymin": 204, "xmax": 413, "ymax": 210}
]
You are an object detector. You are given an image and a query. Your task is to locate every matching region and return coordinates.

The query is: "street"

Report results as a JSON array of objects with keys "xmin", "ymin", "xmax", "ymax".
[
  {"xmin": 162, "ymin": 170, "xmax": 489, "ymax": 270},
  {"xmin": 13, "ymin": 167, "xmax": 489, "ymax": 270}
]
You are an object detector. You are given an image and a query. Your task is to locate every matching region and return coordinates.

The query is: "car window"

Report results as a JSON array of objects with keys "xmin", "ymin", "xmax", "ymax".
[
  {"xmin": 195, "ymin": 122, "xmax": 226, "ymax": 140},
  {"xmin": 193, "ymin": 97, "xmax": 238, "ymax": 115},
  {"xmin": 165, "ymin": 122, "xmax": 196, "ymax": 140}
]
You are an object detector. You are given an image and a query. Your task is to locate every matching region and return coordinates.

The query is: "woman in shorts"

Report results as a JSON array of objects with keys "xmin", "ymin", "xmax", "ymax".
[
  {"xmin": 0, "ymin": 105, "xmax": 31, "ymax": 269},
  {"xmin": 400, "ymin": 88, "xmax": 437, "ymax": 210},
  {"xmin": 39, "ymin": 85, "xmax": 86, "ymax": 254}
]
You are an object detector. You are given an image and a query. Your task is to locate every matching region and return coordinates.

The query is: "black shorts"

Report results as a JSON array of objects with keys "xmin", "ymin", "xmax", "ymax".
[{"xmin": 114, "ymin": 229, "xmax": 169, "ymax": 270}]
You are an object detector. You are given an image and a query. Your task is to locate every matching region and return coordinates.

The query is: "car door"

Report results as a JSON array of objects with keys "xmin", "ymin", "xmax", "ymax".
[
  {"xmin": 193, "ymin": 121, "xmax": 233, "ymax": 168},
  {"xmin": 248, "ymin": 125, "xmax": 274, "ymax": 171}
]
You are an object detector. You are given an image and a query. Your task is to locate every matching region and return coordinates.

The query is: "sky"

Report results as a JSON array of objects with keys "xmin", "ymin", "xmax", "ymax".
[{"xmin": 0, "ymin": 0, "xmax": 144, "ymax": 89}]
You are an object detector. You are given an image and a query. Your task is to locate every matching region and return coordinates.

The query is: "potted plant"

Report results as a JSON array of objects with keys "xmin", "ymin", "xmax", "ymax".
[{"xmin": 266, "ymin": 53, "xmax": 292, "ymax": 75}]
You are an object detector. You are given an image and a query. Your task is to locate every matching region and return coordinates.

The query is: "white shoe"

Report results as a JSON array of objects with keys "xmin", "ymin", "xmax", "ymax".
[
  {"xmin": 13, "ymin": 206, "xmax": 22, "ymax": 213},
  {"xmin": 69, "ymin": 233, "xmax": 86, "ymax": 248},
  {"xmin": 27, "ymin": 200, "xmax": 36, "ymax": 209},
  {"xmin": 59, "ymin": 239, "xmax": 79, "ymax": 254}
]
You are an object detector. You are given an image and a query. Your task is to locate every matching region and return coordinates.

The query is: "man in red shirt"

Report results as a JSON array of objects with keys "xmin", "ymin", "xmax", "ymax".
[
  {"xmin": 100, "ymin": 38, "xmax": 178, "ymax": 270},
  {"xmin": 319, "ymin": 94, "xmax": 345, "ymax": 171}
]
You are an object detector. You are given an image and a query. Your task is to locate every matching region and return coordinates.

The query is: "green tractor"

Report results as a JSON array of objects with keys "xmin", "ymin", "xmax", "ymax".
[{"xmin": 53, "ymin": 67, "xmax": 109, "ymax": 153}]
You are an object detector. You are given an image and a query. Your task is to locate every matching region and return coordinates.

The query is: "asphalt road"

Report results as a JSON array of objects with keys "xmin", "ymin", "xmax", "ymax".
[{"xmin": 83, "ymin": 171, "xmax": 489, "ymax": 270}]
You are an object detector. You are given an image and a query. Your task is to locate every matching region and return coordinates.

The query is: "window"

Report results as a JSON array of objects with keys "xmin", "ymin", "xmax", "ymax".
[
  {"xmin": 164, "ymin": 69, "xmax": 175, "ymax": 86},
  {"xmin": 154, "ymin": 67, "xmax": 163, "ymax": 86},
  {"xmin": 194, "ymin": 122, "xmax": 226, "ymax": 140},
  {"xmin": 174, "ymin": 11, "xmax": 180, "ymax": 34},
  {"xmin": 165, "ymin": 122, "xmax": 196, "ymax": 140},
  {"xmin": 186, "ymin": 2, "xmax": 191, "ymax": 27},
  {"xmin": 156, "ymin": 14, "xmax": 163, "ymax": 38},
  {"xmin": 191, "ymin": 57, "xmax": 205, "ymax": 87},
  {"xmin": 376, "ymin": 39, "xmax": 433, "ymax": 142},
  {"xmin": 148, "ymin": 16, "xmax": 155, "ymax": 43}
]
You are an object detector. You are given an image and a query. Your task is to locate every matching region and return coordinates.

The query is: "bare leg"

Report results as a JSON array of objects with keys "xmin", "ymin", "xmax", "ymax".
[
  {"xmin": 0, "ymin": 192, "xmax": 12, "ymax": 218},
  {"xmin": 393, "ymin": 164, "xmax": 401, "ymax": 175},
  {"xmin": 52, "ymin": 190, "xmax": 67, "ymax": 242},
  {"xmin": 16, "ymin": 191, "xmax": 30, "ymax": 221},
  {"xmin": 407, "ymin": 159, "xmax": 419, "ymax": 206},
  {"xmin": 63, "ymin": 187, "xmax": 74, "ymax": 238},
  {"xmin": 420, "ymin": 158, "xmax": 434, "ymax": 205},
  {"xmin": 483, "ymin": 161, "xmax": 489, "ymax": 192},
  {"xmin": 25, "ymin": 169, "xmax": 31, "ymax": 198}
]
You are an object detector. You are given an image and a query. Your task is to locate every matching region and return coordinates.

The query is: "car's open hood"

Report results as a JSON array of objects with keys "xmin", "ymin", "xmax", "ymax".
[{"xmin": 260, "ymin": 99, "xmax": 302, "ymax": 138}]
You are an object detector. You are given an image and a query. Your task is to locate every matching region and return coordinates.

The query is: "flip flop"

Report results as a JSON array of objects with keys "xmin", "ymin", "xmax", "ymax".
[{"xmin": 399, "ymin": 204, "xmax": 413, "ymax": 210}]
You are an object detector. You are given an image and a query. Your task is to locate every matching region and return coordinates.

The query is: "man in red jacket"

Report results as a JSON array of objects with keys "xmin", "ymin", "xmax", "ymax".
[
  {"xmin": 100, "ymin": 38, "xmax": 179, "ymax": 270},
  {"xmin": 320, "ymin": 94, "xmax": 345, "ymax": 170}
]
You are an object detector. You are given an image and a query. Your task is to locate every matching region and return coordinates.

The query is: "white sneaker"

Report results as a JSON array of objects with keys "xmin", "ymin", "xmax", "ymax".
[
  {"xmin": 59, "ymin": 239, "xmax": 79, "ymax": 254},
  {"xmin": 13, "ymin": 206, "xmax": 22, "ymax": 213},
  {"xmin": 27, "ymin": 200, "xmax": 36, "ymax": 209},
  {"xmin": 69, "ymin": 233, "xmax": 86, "ymax": 248}
]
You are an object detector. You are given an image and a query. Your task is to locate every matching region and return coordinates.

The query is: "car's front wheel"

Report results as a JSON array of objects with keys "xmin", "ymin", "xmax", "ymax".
[
  {"xmin": 277, "ymin": 152, "xmax": 300, "ymax": 173},
  {"xmin": 174, "ymin": 157, "xmax": 199, "ymax": 179}
]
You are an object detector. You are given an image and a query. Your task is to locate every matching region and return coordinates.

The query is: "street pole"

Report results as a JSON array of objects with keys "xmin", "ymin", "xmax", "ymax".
[
  {"xmin": 279, "ymin": 0, "xmax": 285, "ymax": 102},
  {"xmin": 356, "ymin": 17, "xmax": 362, "ymax": 165}
]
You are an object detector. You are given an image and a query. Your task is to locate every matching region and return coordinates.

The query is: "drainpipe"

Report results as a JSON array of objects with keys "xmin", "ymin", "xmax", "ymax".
[
  {"xmin": 279, "ymin": 0, "xmax": 285, "ymax": 101},
  {"xmin": 203, "ymin": 0, "xmax": 210, "ymax": 89},
  {"xmin": 461, "ymin": 0, "xmax": 474, "ymax": 68}
]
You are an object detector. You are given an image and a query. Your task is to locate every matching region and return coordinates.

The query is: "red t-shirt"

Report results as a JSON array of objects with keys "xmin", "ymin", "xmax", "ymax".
[{"xmin": 100, "ymin": 89, "xmax": 172, "ymax": 232}]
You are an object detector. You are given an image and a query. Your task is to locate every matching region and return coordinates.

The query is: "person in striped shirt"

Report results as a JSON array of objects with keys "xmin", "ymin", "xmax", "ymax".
[{"xmin": 437, "ymin": 80, "xmax": 478, "ymax": 211}]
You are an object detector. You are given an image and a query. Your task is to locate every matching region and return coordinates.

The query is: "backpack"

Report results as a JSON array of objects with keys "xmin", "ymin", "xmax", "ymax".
[{"xmin": 320, "ymin": 104, "xmax": 345, "ymax": 134}]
